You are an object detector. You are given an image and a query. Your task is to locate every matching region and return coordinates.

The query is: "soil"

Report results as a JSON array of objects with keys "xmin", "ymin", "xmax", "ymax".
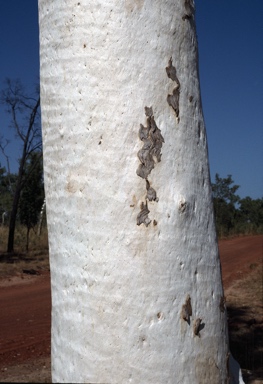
[
  {"xmin": 0, "ymin": 235, "xmax": 262, "ymax": 383},
  {"xmin": 0, "ymin": 271, "xmax": 51, "ymax": 383}
]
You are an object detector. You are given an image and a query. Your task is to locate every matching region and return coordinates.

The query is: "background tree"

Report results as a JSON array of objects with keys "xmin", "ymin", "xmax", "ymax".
[
  {"xmin": 19, "ymin": 152, "xmax": 44, "ymax": 251},
  {"xmin": 0, "ymin": 79, "xmax": 41, "ymax": 252},
  {"xmin": 212, "ymin": 173, "xmax": 263, "ymax": 237},
  {"xmin": 212, "ymin": 173, "xmax": 240, "ymax": 236},
  {"xmin": 0, "ymin": 164, "xmax": 17, "ymax": 225},
  {"xmin": 238, "ymin": 196, "xmax": 263, "ymax": 234}
]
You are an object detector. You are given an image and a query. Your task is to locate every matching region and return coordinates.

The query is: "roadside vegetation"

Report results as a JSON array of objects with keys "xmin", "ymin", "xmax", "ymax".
[
  {"xmin": 0, "ymin": 225, "xmax": 49, "ymax": 279},
  {"xmin": 212, "ymin": 173, "xmax": 263, "ymax": 238}
]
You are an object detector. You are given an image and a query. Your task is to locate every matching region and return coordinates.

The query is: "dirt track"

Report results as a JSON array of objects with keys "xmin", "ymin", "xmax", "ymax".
[
  {"xmin": 218, "ymin": 235, "xmax": 262, "ymax": 290},
  {"xmin": 0, "ymin": 271, "xmax": 51, "ymax": 381},
  {"xmin": 0, "ymin": 235, "xmax": 262, "ymax": 382}
]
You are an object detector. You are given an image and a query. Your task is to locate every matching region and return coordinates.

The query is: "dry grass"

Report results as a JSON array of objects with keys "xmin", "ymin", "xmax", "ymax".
[
  {"xmin": 0, "ymin": 225, "xmax": 49, "ymax": 279},
  {"xmin": 225, "ymin": 263, "xmax": 263, "ymax": 383}
]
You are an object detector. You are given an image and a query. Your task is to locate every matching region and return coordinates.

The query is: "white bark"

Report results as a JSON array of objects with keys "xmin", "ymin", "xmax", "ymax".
[
  {"xmin": 37, "ymin": 198, "xmax": 46, "ymax": 236},
  {"xmin": 38, "ymin": 0, "xmax": 243, "ymax": 382}
]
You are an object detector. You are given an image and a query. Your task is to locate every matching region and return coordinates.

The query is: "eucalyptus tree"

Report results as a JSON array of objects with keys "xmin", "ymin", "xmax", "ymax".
[
  {"xmin": 1, "ymin": 80, "xmax": 41, "ymax": 252},
  {"xmin": 212, "ymin": 174, "xmax": 240, "ymax": 236},
  {"xmin": 19, "ymin": 152, "xmax": 44, "ymax": 251},
  {"xmin": 0, "ymin": 164, "xmax": 17, "ymax": 221},
  {"xmin": 38, "ymin": 0, "xmax": 244, "ymax": 382}
]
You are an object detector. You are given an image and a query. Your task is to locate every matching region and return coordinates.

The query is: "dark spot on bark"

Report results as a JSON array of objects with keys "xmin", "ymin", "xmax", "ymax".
[{"xmin": 181, "ymin": 295, "xmax": 192, "ymax": 324}]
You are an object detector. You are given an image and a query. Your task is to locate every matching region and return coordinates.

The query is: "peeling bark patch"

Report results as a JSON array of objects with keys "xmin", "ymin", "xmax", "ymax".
[
  {"xmin": 145, "ymin": 106, "xmax": 153, "ymax": 117},
  {"xmin": 137, "ymin": 201, "xmax": 151, "ymax": 227},
  {"xmin": 181, "ymin": 294, "xmax": 192, "ymax": 324},
  {"xmin": 166, "ymin": 58, "xmax": 180, "ymax": 84},
  {"xmin": 193, "ymin": 318, "xmax": 203, "ymax": 337},
  {"xmin": 166, "ymin": 58, "xmax": 180, "ymax": 122},
  {"xmin": 136, "ymin": 107, "xmax": 164, "ymax": 179},
  {"xmin": 146, "ymin": 180, "xmax": 158, "ymax": 202},
  {"xmin": 167, "ymin": 90, "xmax": 180, "ymax": 119},
  {"xmin": 136, "ymin": 107, "xmax": 164, "ymax": 226}
]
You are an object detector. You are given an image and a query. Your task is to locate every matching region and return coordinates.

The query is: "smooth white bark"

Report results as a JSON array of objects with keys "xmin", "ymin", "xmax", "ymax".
[{"xmin": 38, "ymin": 0, "xmax": 243, "ymax": 382}]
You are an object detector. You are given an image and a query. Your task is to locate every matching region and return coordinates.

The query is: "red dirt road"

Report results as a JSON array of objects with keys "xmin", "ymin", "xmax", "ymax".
[
  {"xmin": 219, "ymin": 235, "xmax": 262, "ymax": 290},
  {"xmin": 0, "ymin": 272, "xmax": 51, "ymax": 369},
  {"xmin": 0, "ymin": 235, "xmax": 262, "ymax": 376}
]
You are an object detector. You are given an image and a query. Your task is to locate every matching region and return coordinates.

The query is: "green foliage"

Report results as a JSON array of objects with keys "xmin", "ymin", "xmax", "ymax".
[
  {"xmin": 212, "ymin": 174, "xmax": 263, "ymax": 237},
  {"xmin": 239, "ymin": 197, "xmax": 263, "ymax": 227},
  {"xmin": 212, "ymin": 174, "xmax": 240, "ymax": 236},
  {"xmin": 19, "ymin": 152, "xmax": 44, "ymax": 250},
  {"xmin": 0, "ymin": 164, "xmax": 17, "ymax": 223},
  {"xmin": 212, "ymin": 173, "xmax": 240, "ymax": 205}
]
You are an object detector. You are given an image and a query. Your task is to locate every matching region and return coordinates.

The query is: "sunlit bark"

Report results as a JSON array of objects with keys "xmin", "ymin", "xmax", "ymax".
[{"xmin": 38, "ymin": 0, "xmax": 244, "ymax": 382}]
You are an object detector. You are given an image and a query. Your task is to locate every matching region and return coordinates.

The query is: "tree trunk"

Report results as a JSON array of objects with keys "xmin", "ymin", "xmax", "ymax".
[
  {"xmin": 38, "ymin": 1, "xmax": 243, "ymax": 382},
  {"xmin": 6, "ymin": 97, "xmax": 40, "ymax": 253},
  {"xmin": 37, "ymin": 198, "xmax": 46, "ymax": 236},
  {"xmin": 26, "ymin": 227, "xmax": 30, "ymax": 252},
  {"xmin": 7, "ymin": 165, "xmax": 24, "ymax": 253}
]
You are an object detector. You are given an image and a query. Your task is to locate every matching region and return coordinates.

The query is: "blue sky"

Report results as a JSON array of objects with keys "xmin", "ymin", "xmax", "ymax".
[{"xmin": 0, "ymin": 0, "xmax": 262, "ymax": 199}]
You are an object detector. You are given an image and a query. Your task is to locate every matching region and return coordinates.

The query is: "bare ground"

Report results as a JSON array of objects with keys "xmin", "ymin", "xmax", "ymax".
[
  {"xmin": 219, "ymin": 235, "xmax": 263, "ymax": 383},
  {"xmin": 0, "ymin": 235, "xmax": 262, "ymax": 383}
]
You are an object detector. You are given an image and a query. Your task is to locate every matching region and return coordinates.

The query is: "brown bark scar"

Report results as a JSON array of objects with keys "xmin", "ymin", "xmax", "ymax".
[{"xmin": 181, "ymin": 294, "xmax": 192, "ymax": 324}]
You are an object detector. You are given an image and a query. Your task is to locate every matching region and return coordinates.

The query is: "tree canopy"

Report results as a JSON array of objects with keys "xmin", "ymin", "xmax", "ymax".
[{"xmin": 212, "ymin": 174, "xmax": 263, "ymax": 237}]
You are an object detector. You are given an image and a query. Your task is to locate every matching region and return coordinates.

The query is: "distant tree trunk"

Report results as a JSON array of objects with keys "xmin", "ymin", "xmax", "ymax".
[
  {"xmin": 37, "ymin": 198, "xmax": 46, "ymax": 236},
  {"xmin": 7, "ymin": 164, "xmax": 24, "ymax": 253},
  {"xmin": 1, "ymin": 212, "xmax": 7, "ymax": 227},
  {"xmin": 26, "ymin": 227, "xmax": 30, "ymax": 252},
  {"xmin": 19, "ymin": 151, "xmax": 44, "ymax": 251},
  {"xmin": 39, "ymin": 0, "xmax": 244, "ymax": 382},
  {"xmin": 6, "ymin": 96, "xmax": 40, "ymax": 253}
]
